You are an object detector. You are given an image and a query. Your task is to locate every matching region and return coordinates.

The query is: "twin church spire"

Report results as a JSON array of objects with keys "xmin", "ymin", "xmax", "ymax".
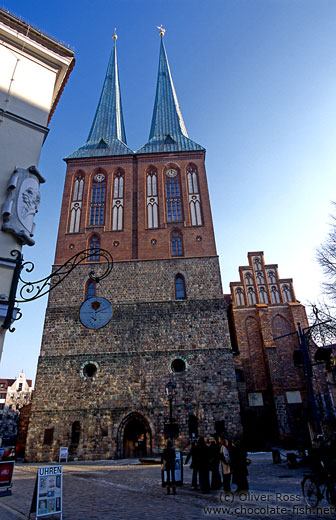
[{"xmin": 67, "ymin": 31, "xmax": 203, "ymax": 159}]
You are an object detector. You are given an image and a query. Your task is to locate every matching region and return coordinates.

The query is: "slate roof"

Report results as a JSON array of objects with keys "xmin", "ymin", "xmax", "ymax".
[
  {"xmin": 137, "ymin": 37, "xmax": 204, "ymax": 154},
  {"xmin": 66, "ymin": 37, "xmax": 132, "ymax": 159}
]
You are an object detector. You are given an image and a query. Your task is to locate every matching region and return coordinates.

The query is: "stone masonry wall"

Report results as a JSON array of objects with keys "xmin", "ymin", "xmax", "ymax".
[{"xmin": 26, "ymin": 258, "xmax": 242, "ymax": 462}]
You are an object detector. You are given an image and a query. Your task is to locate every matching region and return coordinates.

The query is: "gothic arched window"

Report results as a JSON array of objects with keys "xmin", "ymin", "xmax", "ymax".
[
  {"xmin": 175, "ymin": 274, "xmax": 186, "ymax": 300},
  {"xmin": 256, "ymin": 271, "xmax": 265, "ymax": 285},
  {"xmin": 259, "ymin": 286, "xmax": 269, "ymax": 304},
  {"xmin": 71, "ymin": 421, "xmax": 80, "ymax": 445},
  {"xmin": 187, "ymin": 164, "xmax": 202, "ymax": 226},
  {"xmin": 89, "ymin": 173, "xmax": 105, "ymax": 226},
  {"xmin": 271, "ymin": 285, "xmax": 281, "ymax": 304},
  {"xmin": 166, "ymin": 170, "xmax": 182, "ymax": 221},
  {"xmin": 282, "ymin": 284, "xmax": 292, "ymax": 303},
  {"xmin": 171, "ymin": 231, "xmax": 183, "ymax": 257},
  {"xmin": 86, "ymin": 280, "xmax": 96, "ymax": 298},
  {"xmin": 112, "ymin": 170, "xmax": 124, "ymax": 231},
  {"xmin": 69, "ymin": 174, "xmax": 84, "ymax": 233},
  {"xmin": 247, "ymin": 287, "xmax": 257, "ymax": 305},
  {"xmin": 268, "ymin": 270, "xmax": 276, "ymax": 284},
  {"xmin": 235, "ymin": 287, "xmax": 245, "ymax": 306},
  {"xmin": 88, "ymin": 235, "xmax": 100, "ymax": 261},
  {"xmin": 245, "ymin": 272, "xmax": 253, "ymax": 286},
  {"xmin": 146, "ymin": 167, "xmax": 158, "ymax": 228},
  {"xmin": 254, "ymin": 257, "xmax": 262, "ymax": 271}
]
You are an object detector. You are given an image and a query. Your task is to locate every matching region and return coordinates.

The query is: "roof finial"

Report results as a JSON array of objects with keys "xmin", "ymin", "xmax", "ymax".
[
  {"xmin": 156, "ymin": 24, "xmax": 165, "ymax": 37},
  {"xmin": 113, "ymin": 27, "xmax": 117, "ymax": 40}
]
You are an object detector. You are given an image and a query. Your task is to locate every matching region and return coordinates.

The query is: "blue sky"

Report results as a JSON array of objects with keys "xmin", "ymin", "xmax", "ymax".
[{"xmin": 1, "ymin": 0, "xmax": 336, "ymax": 381}]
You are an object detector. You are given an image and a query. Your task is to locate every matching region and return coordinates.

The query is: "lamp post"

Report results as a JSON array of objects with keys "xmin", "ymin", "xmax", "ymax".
[{"xmin": 166, "ymin": 379, "xmax": 176, "ymax": 440}]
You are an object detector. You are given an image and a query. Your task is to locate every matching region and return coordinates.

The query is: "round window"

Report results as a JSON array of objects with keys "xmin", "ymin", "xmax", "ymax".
[
  {"xmin": 83, "ymin": 363, "xmax": 97, "ymax": 378},
  {"xmin": 171, "ymin": 358, "xmax": 186, "ymax": 373}
]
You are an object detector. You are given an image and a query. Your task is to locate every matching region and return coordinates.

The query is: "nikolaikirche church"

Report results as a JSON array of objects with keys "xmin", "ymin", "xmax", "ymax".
[{"xmin": 25, "ymin": 30, "xmax": 242, "ymax": 462}]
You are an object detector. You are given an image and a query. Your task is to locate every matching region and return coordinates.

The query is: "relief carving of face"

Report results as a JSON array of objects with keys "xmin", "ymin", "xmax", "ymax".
[{"xmin": 18, "ymin": 177, "xmax": 40, "ymax": 232}]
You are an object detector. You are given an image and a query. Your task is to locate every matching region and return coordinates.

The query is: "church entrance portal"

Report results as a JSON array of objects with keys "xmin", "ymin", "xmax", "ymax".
[{"xmin": 121, "ymin": 413, "xmax": 152, "ymax": 458}]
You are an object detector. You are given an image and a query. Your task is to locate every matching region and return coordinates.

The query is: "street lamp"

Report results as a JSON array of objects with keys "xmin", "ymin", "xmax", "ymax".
[{"xmin": 165, "ymin": 379, "xmax": 176, "ymax": 439}]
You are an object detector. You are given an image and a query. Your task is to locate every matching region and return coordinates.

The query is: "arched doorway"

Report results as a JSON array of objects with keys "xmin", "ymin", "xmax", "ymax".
[{"xmin": 119, "ymin": 413, "xmax": 152, "ymax": 458}]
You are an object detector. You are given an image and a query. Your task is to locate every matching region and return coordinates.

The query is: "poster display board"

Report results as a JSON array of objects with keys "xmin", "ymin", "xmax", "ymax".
[
  {"xmin": 161, "ymin": 451, "xmax": 183, "ymax": 487},
  {"xmin": 29, "ymin": 465, "xmax": 63, "ymax": 519},
  {"xmin": 59, "ymin": 447, "xmax": 68, "ymax": 463},
  {"xmin": 0, "ymin": 461, "xmax": 14, "ymax": 495}
]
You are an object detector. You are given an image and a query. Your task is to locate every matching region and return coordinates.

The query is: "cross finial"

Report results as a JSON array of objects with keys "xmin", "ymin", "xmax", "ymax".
[
  {"xmin": 156, "ymin": 25, "xmax": 165, "ymax": 37},
  {"xmin": 112, "ymin": 27, "xmax": 118, "ymax": 40}
]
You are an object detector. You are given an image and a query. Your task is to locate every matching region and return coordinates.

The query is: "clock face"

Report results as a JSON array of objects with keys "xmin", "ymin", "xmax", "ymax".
[
  {"xmin": 166, "ymin": 169, "xmax": 177, "ymax": 178},
  {"xmin": 79, "ymin": 297, "xmax": 112, "ymax": 329}
]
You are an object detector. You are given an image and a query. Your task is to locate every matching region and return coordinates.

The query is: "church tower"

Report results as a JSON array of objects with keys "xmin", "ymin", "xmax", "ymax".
[{"xmin": 25, "ymin": 33, "xmax": 241, "ymax": 461}]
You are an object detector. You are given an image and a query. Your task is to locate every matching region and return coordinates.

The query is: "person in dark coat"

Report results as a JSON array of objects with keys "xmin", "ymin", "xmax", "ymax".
[
  {"xmin": 197, "ymin": 436, "xmax": 210, "ymax": 494},
  {"xmin": 230, "ymin": 437, "xmax": 249, "ymax": 492},
  {"xmin": 208, "ymin": 437, "xmax": 222, "ymax": 490},
  {"xmin": 185, "ymin": 439, "xmax": 200, "ymax": 489},
  {"xmin": 161, "ymin": 440, "xmax": 176, "ymax": 495}
]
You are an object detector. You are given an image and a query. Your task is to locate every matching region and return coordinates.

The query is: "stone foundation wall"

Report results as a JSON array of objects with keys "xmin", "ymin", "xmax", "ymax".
[{"xmin": 26, "ymin": 282, "xmax": 242, "ymax": 462}]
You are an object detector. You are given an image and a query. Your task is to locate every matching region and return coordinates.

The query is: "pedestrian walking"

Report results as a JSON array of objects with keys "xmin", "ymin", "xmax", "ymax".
[
  {"xmin": 197, "ymin": 436, "xmax": 210, "ymax": 494},
  {"xmin": 161, "ymin": 440, "xmax": 176, "ymax": 495},
  {"xmin": 230, "ymin": 437, "xmax": 249, "ymax": 492},
  {"xmin": 208, "ymin": 437, "xmax": 222, "ymax": 490},
  {"xmin": 218, "ymin": 436, "xmax": 231, "ymax": 492},
  {"xmin": 185, "ymin": 439, "xmax": 200, "ymax": 490}
]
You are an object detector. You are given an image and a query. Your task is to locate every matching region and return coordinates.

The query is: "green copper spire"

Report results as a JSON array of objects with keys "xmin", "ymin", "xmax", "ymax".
[
  {"xmin": 67, "ymin": 33, "xmax": 132, "ymax": 159},
  {"xmin": 137, "ymin": 32, "xmax": 204, "ymax": 154}
]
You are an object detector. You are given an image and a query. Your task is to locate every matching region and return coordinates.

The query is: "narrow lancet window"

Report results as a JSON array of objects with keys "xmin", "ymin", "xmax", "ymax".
[
  {"xmin": 112, "ymin": 170, "xmax": 124, "ymax": 231},
  {"xmin": 146, "ymin": 168, "xmax": 159, "ymax": 228},
  {"xmin": 271, "ymin": 285, "xmax": 281, "ymax": 304},
  {"xmin": 166, "ymin": 170, "xmax": 182, "ymax": 221},
  {"xmin": 235, "ymin": 287, "xmax": 245, "ymax": 306},
  {"xmin": 171, "ymin": 231, "xmax": 183, "ymax": 257},
  {"xmin": 89, "ymin": 235, "xmax": 100, "ymax": 261},
  {"xmin": 282, "ymin": 284, "xmax": 292, "ymax": 303},
  {"xmin": 247, "ymin": 287, "xmax": 256, "ymax": 305},
  {"xmin": 175, "ymin": 275, "xmax": 186, "ymax": 299},
  {"xmin": 89, "ymin": 173, "xmax": 105, "ymax": 226},
  {"xmin": 187, "ymin": 165, "xmax": 202, "ymax": 226},
  {"xmin": 69, "ymin": 174, "xmax": 84, "ymax": 232},
  {"xmin": 259, "ymin": 286, "xmax": 268, "ymax": 304},
  {"xmin": 86, "ymin": 280, "xmax": 96, "ymax": 298}
]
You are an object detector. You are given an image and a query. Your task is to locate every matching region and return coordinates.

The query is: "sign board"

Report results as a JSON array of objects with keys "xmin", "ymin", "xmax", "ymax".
[
  {"xmin": 59, "ymin": 447, "xmax": 68, "ymax": 463},
  {"xmin": 29, "ymin": 465, "xmax": 63, "ymax": 519},
  {"xmin": 161, "ymin": 450, "xmax": 183, "ymax": 487},
  {"xmin": 0, "ymin": 461, "xmax": 14, "ymax": 495}
]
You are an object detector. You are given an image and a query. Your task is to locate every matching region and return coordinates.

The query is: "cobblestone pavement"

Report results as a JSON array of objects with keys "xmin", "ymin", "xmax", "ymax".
[{"xmin": 0, "ymin": 453, "xmax": 334, "ymax": 519}]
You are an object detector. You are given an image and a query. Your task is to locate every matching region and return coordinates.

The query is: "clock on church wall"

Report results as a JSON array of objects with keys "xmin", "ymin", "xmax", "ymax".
[{"xmin": 79, "ymin": 297, "xmax": 112, "ymax": 329}]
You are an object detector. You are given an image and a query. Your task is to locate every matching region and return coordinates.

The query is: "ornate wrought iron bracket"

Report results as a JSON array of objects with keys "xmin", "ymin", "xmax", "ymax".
[{"xmin": 2, "ymin": 248, "xmax": 113, "ymax": 331}]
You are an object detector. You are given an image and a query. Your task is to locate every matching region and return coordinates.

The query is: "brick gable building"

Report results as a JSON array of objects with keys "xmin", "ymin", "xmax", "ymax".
[
  {"xmin": 25, "ymin": 33, "xmax": 242, "ymax": 462},
  {"xmin": 226, "ymin": 252, "xmax": 332, "ymax": 450}
]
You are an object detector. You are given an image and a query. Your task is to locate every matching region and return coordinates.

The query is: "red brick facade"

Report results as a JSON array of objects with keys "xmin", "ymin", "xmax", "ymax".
[
  {"xmin": 227, "ymin": 252, "xmax": 314, "ymax": 449},
  {"xmin": 55, "ymin": 152, "xmax": 217, "ymax": 266}
]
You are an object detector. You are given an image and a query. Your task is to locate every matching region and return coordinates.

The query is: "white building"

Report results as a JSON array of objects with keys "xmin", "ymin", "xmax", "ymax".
[
  {"xmin": 0, "ymin": 8, "xmax": 75, "ymax": 355},
  {"xmin": 0, "ymin": 372, "xmax": 33, "ymax": 445}
]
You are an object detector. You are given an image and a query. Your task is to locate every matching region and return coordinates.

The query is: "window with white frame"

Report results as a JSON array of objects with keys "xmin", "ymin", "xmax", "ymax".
[
  {"xmin": 69, "ymin": 174, "xmax": 84, "ymax": 232},
  {"xmin": 146, "ymin": 168, "xmax": 158, "ymax": 228},
  {"xmin": 235, "ymin": 287, "xmax": 245, "ymax": 306},
  {"xmin": 271, "ymin": 285, "xmax": 281, "ymax": 304},
  {"xmin": 112, "ymin": 171, "xmax": 124, "ymax": 231},
  {"xmin": 259, "ymin": 286, "xmax": 268, "ymax": 304},
  {"xmin": 282, "ymin": 284, "xmax": 292, "ymax": 303},
  {"xmin": 187, "ymin": 164, "xmax": 202, "ymax": 226},
  {"xmin": 247, "ymin": 287, "xmax": 257, "ymax": 305}
]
